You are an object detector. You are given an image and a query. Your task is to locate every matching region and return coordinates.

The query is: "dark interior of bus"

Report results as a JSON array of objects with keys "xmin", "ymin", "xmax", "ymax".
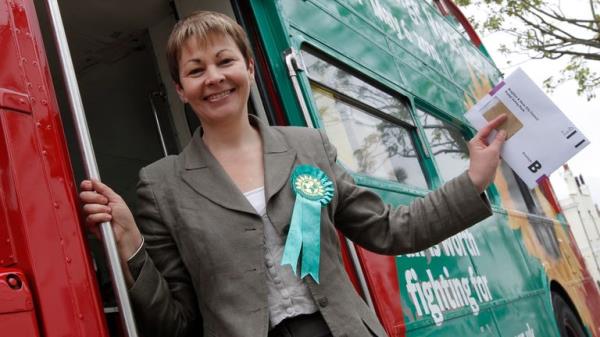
[{"xmin": 33, "ymin": 0, "xmax": 266, "ymax": 333}]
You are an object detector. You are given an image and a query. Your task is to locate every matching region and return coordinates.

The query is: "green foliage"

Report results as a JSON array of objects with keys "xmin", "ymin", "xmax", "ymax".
[{"xmin": 457, "ymin": 0, "xmax": 600, "ymax": 100}]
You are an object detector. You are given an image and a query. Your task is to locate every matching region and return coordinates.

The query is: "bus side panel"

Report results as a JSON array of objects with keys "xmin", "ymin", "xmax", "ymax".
[
  {"xmin": 0, "ymin": 0, "xmax": 110, "ymax": 336},
  {"xmin": 252, "ymin": 0, "xmax": 600, "ymax": 336}
]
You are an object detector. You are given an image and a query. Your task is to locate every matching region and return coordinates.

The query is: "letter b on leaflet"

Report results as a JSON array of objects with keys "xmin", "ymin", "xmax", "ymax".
[{"xmin": 528, "ymin": 161, "xmax": 542, "ymax": 173}]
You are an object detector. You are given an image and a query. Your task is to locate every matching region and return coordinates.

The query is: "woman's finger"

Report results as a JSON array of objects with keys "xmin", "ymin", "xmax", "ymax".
[
  {"xmin": 80, "ymin": 180, "xmax": 93, "ymax": 191},
  {"xmin": 91, "ymin": 179, "xmax": 122, "ymax": 201},
  {"xmin": 86, "ymin": 213, "xmax": 112, "ymax": 226},
  {"xmin": 79, "ymin": 190, "xmax": 109, "ymax": 204},
  {"xmin": 488, "ymin": 130, "xmax": 507, "ymax": 152},
  {"xmin": 82, "ymin": 203, "xmax": 111, "ymax": 215},
  {"xmin": 477, "ymin": 113, "xmax": 508, "ymax": 140}
]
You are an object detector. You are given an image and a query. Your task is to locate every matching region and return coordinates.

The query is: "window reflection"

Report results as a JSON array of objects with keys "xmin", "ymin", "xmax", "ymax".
[
  {"xmin": 313, "ymin": 86, "xmax": 427, "ymax": 188},
  {"xmin": 301, "ymin": 50, "xmax": 413, "ymax": 125},
  {"xmin": 416, "ymin": 109, "xmax": 469, "ymax": 182}
]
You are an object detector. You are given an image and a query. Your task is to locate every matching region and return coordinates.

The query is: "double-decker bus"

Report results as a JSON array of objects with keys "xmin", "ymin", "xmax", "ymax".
[{"xmin": 1, "ymin": 0, "xmax": 599, "ymax": 336}]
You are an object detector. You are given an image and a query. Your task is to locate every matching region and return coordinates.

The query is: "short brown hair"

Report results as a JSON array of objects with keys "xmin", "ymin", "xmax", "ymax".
[{"xmin": 166, "ymin": 11, "xmax": 253, "ymax": 85}]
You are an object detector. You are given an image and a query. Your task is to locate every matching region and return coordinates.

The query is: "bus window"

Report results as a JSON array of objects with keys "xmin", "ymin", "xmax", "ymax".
[
  {"xmin": 301, "ymin": 50, "xmax": 414, "ymax": 125},
  {"xmin": 301, "ymin": 51, "xmax": 427, "ymax": 189},
  {"xmin": 415, "ymin": 109, "xmax": 469, "ymax": 182}
]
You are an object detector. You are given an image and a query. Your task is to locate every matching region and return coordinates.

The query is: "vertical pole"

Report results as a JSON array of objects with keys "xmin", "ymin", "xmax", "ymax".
[{"xmin": 44, "ymin": 1, "xmax": 138, "ymax": 336}]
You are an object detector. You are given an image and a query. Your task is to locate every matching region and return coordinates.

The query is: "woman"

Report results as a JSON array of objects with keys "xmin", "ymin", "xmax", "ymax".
[{"xmin": 80, "ymin": 11, "xmax": 507, "ymax": 337}]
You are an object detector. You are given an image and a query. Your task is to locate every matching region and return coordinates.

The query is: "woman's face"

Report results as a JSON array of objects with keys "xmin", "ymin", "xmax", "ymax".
[{"xmin": 176, "ymin": 33, "xmax": 254, "ymax": 126}]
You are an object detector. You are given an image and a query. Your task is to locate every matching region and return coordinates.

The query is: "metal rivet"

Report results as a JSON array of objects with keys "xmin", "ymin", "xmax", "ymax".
[
  {"xmin": 53, "ymin": 202, "xmax": 59, "ymax": 208},
  {"xmin": 6, "ymin": 275, "xmax": 22, "ymax": 289},
  {"xmin": 66, "ymin": 257, "xmax": 72, "ymax": 263},
  {"xmin": 41, "ymin": 99, "xmax": 48, "ymax": 105}
]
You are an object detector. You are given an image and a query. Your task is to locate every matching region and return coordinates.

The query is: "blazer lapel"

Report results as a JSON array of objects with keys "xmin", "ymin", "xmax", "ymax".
[
  {"xmin": 255, "ymin": 118, "xmax": 297, "ymax": 234},
  {"xmin": 180, "ymin": 129, "xmax": 256, "ymax": 215},
  {"xmin": 256, "ymin": 118, "xmax": 296, "ymax": 204}
]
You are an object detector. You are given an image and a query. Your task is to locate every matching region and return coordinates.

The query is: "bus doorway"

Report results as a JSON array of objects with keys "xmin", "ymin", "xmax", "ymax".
[{"xmin": 34, "ymin": 0, "xmax": 264, "ymax": 334}]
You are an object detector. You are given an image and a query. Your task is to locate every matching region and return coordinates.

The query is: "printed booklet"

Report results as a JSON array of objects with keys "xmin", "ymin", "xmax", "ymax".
[{"xmin": 465, "ymin": 68, "xmax": 589, "ymax": 188}]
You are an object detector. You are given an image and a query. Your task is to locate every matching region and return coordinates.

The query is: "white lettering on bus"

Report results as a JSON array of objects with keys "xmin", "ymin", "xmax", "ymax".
[
  {"xmin": 514, "ymin": 324, "xmax": 535, "ymax": 337},
  {"xmin": 405, "ymin": 266, "xmax": 492, "ymax": 326},
  {"xmin": 367, "ymin": 0, "xmax": 442, "ymax": 64},
  {"xmin": 404, "ymin": 230, "xmax": 480, "ymax": 258}
]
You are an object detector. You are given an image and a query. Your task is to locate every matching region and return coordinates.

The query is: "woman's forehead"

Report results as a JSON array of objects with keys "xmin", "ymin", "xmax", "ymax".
[{"xmin": 181, "ymin": 32, "xmax": 238, "ymax": 56}]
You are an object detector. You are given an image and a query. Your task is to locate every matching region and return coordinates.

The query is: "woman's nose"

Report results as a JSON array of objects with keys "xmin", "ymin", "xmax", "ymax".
[{"xmin": 205, "ymin": 65, "xmax": 225, "ymax": 85}]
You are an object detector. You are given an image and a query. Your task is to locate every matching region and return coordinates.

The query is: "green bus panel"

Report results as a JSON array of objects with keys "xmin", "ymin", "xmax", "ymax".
[
  {"xmin": 248, "ymin": 0, "xmax": 599, "ymax": 336},
  {"xmin": 281, "ymin": 1, "xmax": 404, "ymax": 92},
  {"xmin": 467, "ymin": 213, "xmax": 543, "ymax": 299},
  {"xmin": 493, "ymin": 295, "xmax": 560, "ymax": 337},
  {"xmin": 278, "ymin": 0, "xmax": 502, "ymax": 118},
  {"xmin": 405, "ymin": 309, "xmax": 500, "ymax": 337}
]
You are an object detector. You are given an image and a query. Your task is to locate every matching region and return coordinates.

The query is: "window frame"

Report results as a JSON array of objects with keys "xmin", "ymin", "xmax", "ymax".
[
  {"xmin": 299, "ymin": 45, "xmax": 434, "ymax": 193},
  {"xmin": 414, "ymin": 99, "xmax": 503, "ymax": 206}
]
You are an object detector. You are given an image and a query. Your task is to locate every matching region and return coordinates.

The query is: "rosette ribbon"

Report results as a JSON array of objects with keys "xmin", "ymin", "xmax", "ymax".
[{"xmin": 281, "ymin": 165, "xmax": 334, "ymax": 283}]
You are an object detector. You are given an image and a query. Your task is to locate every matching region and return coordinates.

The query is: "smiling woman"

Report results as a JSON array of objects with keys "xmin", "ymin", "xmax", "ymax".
[
  {"xmin": 77, "ymin": 7, "xmax": 507, "ymax": 337},
  {"xmin": 8, "ymin": 1, "xmax": 591, "ymax": 337}
]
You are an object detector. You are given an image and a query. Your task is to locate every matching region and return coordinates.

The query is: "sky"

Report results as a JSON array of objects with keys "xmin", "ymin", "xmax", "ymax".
[{"xmin": 461, "ymin": 1, "xmax": 600, "ymax": 205}]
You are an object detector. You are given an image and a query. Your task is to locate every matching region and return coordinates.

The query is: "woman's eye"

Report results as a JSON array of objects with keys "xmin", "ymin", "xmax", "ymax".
[
  {"xmin": 188, "ymin": 68, "xmax": 204, "ymax": 76},
  {"xmin": 220, "ymin": 58, "xmax": 234, "ymax": 66}
]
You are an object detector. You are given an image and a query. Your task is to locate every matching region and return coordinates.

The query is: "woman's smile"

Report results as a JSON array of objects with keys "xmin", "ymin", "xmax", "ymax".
[{"xmin": 204, "ymin": 88, "xmax": 236, "ymax": 102}]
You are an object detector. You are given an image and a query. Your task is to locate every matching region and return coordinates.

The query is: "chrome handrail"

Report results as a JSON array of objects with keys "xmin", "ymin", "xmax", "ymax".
[
  {"xmin": 345, "ymin": 238, "xmax": 375, "ymax": 311},
  {"xmin": 149, "ymin": 92, "xmax": 169, "ymax": 157},
  {"xmin": 284, "ymin": 48, "xmax": 314, "ymax": 128},
  {"xmin": 45, "ymin": 1, "xmax": 138, "ymax": 336}
]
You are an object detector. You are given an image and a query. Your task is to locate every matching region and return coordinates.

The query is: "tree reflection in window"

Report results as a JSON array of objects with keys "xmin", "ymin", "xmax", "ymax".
[
  {"xmin": 415, "ymin": 109, "xmax": 469, "ymax": 182},
  {"xmin": 301, "ymin": 50, "xmax": 413, "ymax": 125},
  {"xmin": 312, "ymin": 86, "xmax": 427, "ymax": 189}
]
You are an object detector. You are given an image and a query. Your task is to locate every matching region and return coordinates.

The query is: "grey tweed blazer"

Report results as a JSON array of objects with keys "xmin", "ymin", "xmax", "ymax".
[{"xmin": 127, "ymin": 116, "xmax": 491, "ymax": 337}]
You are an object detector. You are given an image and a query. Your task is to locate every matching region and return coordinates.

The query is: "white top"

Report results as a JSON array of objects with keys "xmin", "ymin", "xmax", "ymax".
[
  {"xmin": 243, "ymin": 186, "xmax": 267, "ymax": 216},
  {"xmin": 243, "ymin": 186, "xmax": 318, "ymax": 327}
]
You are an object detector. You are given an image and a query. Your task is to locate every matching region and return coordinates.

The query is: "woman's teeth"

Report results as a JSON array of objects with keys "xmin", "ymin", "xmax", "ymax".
[{"xmin": 206, "ymin": 89, "xmax": 233, "ymax": 102}]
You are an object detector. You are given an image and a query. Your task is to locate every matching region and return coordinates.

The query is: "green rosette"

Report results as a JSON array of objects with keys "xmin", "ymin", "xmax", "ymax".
[{"xmin": 281, "ymin": 164, "xmax": 334, "ymax": 283}]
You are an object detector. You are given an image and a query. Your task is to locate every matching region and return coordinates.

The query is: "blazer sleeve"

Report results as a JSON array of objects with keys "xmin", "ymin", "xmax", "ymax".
[
  {"xmin": 318, "ymin": 130, "xmax": 493, "ymax": 255},
  {"xmin": 126, "ymin": 167, "xmax": 201, "ymax": 337}
]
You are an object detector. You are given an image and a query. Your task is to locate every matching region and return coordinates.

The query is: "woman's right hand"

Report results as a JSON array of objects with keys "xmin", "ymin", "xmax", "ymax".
[{"xmin": 79, "ymin": 180, "xmax": 143, "ymax": 262}]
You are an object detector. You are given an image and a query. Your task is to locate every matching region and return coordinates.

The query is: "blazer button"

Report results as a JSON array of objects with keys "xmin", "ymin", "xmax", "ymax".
[{"xmin": 318, "ymin": 297, "xmax": 329, "ymax": 307}]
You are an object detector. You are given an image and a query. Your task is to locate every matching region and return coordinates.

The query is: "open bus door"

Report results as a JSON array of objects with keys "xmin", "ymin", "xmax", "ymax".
[
  {"xmin": 1, "ymin": 0, "xmax": 284, "ymax": 336},
  {"xmin": 0, "ymin": 0, "xmax": 110, "ymax": 336}
]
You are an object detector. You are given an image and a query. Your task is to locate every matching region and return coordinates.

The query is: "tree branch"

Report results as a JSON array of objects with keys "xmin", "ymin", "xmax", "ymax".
[
  {"xmin": 591, "ymin": 0, "xmax": 600, "ymax": 34},
  {"xmin": 530, "ymin": 5, "xmax": 598, "ymax": 30}
]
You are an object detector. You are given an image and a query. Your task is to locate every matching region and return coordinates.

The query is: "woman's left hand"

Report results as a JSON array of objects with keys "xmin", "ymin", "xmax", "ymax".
[{"xmin": 467, "ymin": 114, "xmax": 508, "ymax": 193}]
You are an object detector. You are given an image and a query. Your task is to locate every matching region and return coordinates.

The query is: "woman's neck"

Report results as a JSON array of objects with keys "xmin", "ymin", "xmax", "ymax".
[{"xmin": 200, "ymin": 114, "xmax": 260, "ymax": 153}]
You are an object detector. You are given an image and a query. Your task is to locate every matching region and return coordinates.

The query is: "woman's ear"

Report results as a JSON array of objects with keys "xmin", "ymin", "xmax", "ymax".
[
  {"xmin": 247, "ymin": 58, "xmax": 255, "ymax": 83},
  {"xmin": 175, "ymin": 82, "xmax": 188, "ymax": 103}
]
